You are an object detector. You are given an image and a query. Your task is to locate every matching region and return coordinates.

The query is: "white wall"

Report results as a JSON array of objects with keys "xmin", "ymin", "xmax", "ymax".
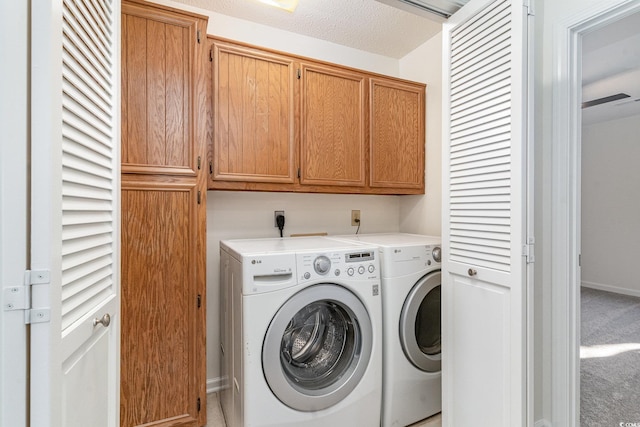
[
  {"xmin": 581, "ymin": 115, "xmax": 640, "ymax": 296},
  {"xmin": 398, "ymin": 32, "xmax": 442, "ymax": 237}
]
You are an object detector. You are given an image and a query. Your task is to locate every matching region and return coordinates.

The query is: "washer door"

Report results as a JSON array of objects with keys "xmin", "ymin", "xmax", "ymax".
[
  {"xmin": 399, "ymin": 270, "xmax": 441, "ymax": 372},
  {"xmin": 263, "ymin": 284, "xmax": 372, "ymax": 411}
]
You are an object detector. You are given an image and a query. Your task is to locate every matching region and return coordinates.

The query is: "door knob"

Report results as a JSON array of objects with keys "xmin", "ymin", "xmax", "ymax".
[{"xmin": 93, "ymin": 313, "xmax": 111, "ymax": 327}]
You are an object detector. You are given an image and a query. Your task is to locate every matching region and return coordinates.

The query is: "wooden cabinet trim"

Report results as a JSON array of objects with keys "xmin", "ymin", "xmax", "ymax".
[{"xmin": 122, "ymin": 0, "xmax": 208, "ymax": 23}]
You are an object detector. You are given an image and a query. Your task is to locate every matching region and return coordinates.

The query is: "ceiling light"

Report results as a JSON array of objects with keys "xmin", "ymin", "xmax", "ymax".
[{"xmin": 257, "ymin": 0, "xmax": 299, "ymax": 12}]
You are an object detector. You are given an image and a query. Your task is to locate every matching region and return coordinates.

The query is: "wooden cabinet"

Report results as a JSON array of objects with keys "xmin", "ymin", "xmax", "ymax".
[
  {"xmin": 369, "ymin": 78, "xmax": 425, "ymax": 190},
  {"xmin": 299, "ymin": 62, "xmax": 366, "ymax": 187},
  {"xmin": 210, "ymin": 40, "xmax": 296, "ymax": 184},
  {"xmin": 121, "ymin": 2, "xmax": 208, "ymax": 426},
  {"xmin": 208, "ymin": 38, "xmax": 426, "ymax": 195}
]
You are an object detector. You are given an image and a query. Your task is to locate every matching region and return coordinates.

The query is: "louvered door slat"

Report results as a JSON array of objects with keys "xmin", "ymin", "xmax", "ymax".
[
  {"xmin": 61, "ymin": 0, "xmax": 115, "ymax": 331},
  {"xmin": 62, "ymin": 89, "xmax": 112, "ymax": 136},
  {"xmin": 62, "ymin": 76, "xmax": 110, "ymax": 123},
  {"xmin": 64, "ymin": 0, "xmax": 110, "ymax": 61},
  {"xmin": 451, "ymin": 222, "xmax": 511, "ymax": 234},
  {"xmin": 451, "ymin": 8, "xmax": 510, "ymax": 69},
  {"xmin": 451, "ymin": 33, "xmax": 510, "ymax": 84},
  {"xmin": 452, "ymin": 81, "xmax": 510, "ymax": 114},
  {"xmin": 448, "ymin": 0, "xmax": 516, "ymax": 275},
  {"xmin": 62, "ymin": 8, "xmax": 111, "ymax": 84},
  {"xmin": 451, "ymin": 140, "xmax": 511, "ymax": 161}
]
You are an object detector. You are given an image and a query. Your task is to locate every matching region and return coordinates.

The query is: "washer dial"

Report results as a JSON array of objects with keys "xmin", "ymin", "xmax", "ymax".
[{"xmin": 314, "ymin": 255, "xmax": 331, "ymax": 275}]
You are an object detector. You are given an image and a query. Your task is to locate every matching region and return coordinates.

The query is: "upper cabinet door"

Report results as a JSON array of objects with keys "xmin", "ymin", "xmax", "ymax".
[
  {"xmin": 121, "ymin": 3, "xmax": 200, "ymax": 175},
  {"xmin": 211, "ymin": 40, "xmax": 296, "ymax": 184},
  {"xmin": 369, "ymin": 78, "xmax": 425, "ymax": 190},
  {"xmin": 300, "ymin": 63, "xmax": 366, "ymax": 187}
]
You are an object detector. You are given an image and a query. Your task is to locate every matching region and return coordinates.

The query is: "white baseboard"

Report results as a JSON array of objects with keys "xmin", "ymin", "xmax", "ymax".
[
  {"xmin": 207, "ymin": 376, "xmax": 224, "ymax": 394},
  {"xmin": 534, "ymin": 419, "xmax": 551, "ymax": 427},
  {"xmin": 581, "ymin": 280, "xmax": 640, "ymax": 298}
]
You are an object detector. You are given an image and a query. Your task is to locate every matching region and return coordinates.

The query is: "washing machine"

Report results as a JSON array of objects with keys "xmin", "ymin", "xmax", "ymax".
[
  {"xmin": 219, "ymin": 236, "xmax": 382, "ymax": 427},
  {"xmin": 331, "ymin": 233, "xmax": 442, "ymax": 427}
]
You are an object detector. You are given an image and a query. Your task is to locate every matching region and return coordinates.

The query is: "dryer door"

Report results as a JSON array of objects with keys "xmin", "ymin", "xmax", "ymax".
[
  {"xmin": 263, "ymin": 284, "xmax": 372, "ymax": 411},
  {"xmin": 400, "ymin": 270, "xmax": 441, "ymax": 372}
]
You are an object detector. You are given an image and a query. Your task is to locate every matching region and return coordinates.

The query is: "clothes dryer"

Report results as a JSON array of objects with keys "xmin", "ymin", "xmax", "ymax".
[
  {"xmin": 330, "ymin": 233, "xmax": 442, "ymax": 427},
  {"xmin": 219, "ymin": 236, "xmax": 382, "ymax": 427}
]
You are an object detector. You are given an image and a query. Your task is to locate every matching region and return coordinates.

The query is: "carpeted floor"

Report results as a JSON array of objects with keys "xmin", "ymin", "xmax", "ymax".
[{"xmin": 581, "ymin": 287, "xmax": 640, "ymax": 427}]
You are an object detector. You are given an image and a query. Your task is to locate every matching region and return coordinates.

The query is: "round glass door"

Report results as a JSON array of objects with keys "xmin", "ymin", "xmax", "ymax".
[
  {"xmin": 399, "ymin": 271, "xmax": 441, "ymax": 372},
  {"xmin": 263, "ymin": 284, "xmax": 372, "ymax": 411}
]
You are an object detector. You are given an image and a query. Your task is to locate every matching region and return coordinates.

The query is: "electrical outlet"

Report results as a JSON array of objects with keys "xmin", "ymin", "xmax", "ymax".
[
  {"xmin": 351, "ymin": 210, "xmax": 361, "ymax": 226},
  {"xmin": 274, "ymin": 210, "xmax": 284, "ymax": 227}
]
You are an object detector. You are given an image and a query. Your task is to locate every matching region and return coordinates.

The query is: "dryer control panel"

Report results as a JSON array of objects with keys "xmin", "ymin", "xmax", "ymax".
[
  {"xmin": 379, "ymin": 244, "xmax": 441, "ymax": 278},
  {"xmin": 297, "ymin": 250, "xmax": 379, "ymax": 283}
]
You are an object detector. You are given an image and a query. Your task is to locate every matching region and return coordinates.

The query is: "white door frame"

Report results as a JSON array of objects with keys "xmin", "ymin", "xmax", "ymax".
[
  {"xmin": 550, "ymin": 1, "xmax": 640, "ymax": 425},
  {"xmin": 0, "ymin": 1, "xmax": 29, "ymax": 425}
]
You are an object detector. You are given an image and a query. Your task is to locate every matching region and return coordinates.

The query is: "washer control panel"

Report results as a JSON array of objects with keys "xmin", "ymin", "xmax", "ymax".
[{"xmin": 297, "ymin": 249, "xmax": 378, "ymax": 282}]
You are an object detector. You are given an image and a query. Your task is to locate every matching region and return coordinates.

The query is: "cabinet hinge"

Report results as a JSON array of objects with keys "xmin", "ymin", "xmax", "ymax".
[
  {"xmin": 209, "ymin": 48, "xmax": 213, "ymax": 62},
  {"xmin": 297, "ymin": 69, "xmax": 301, "ymax": 79},
  {"xmin": 197, "ymin": 30, "xmax": 201, "ymax": 44},
  {"xmin": 197, "ymin": 155, "xmax": 201, "ymax": 170},
  {"xmin": 522, "ymin": 237, "xmax": 535, "ymax": 264},
  {"xmin": 3, "ymin": 270, "xmax": 51, "ymax": 324},
  {"xmin": 197, "ymin": 397, "xmax": 201, "ymax": 412},
  {"xmin": 197, "ymin": 190, "xmax": 201, "ymax": 205},
  {"xmin": 197, "ymin": 294, "xmax": 201, "ymax": 308}
]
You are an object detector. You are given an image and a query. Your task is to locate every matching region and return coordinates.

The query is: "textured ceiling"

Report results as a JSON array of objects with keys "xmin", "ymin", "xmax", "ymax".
[{"xmin": 171, "ymin": 0, "xmax": 443, "ymax": 58}]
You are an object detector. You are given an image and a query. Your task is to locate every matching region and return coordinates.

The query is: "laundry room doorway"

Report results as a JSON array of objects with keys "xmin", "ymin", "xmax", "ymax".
[
  {"xmin": 550, "ymin": 1, "xmax": 640, "ymax": 426},
  {"xmin": 579, "ymin": 11, "xmax": 640, "ymax": 425}
]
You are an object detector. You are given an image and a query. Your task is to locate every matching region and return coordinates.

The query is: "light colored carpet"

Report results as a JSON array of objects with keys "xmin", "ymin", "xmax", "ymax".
[
  {"xmin": 206, "ymin": 392, "xmax": 441, "ymax": 426},
  {"xmin": 581, "ymin": 287, "xmax": 640, "ymax": 427}
]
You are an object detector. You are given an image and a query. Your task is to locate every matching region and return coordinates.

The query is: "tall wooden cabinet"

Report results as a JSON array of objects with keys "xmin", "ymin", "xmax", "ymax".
[
  {"xmin": 121, "ymin": 2, "xmax": 208, "ymax": 426},
  {"xmin": 208, "ymin": 38, "xmax": 426, "ymax": 195}
]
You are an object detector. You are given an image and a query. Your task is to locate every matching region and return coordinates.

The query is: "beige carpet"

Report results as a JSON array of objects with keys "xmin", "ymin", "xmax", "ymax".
[{"xmin": 581, "ymin": 287, "xmax": 640, "ymax": 427}]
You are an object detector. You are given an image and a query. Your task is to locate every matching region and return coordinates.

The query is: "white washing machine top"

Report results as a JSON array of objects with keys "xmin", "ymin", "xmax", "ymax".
[
  {"xmin": 221, "ymin": 236, "xmax": 370, "ymax": 256},
  {"xmin": 330, "ymin": 232, "xmax": 441, "ymax": 247}
]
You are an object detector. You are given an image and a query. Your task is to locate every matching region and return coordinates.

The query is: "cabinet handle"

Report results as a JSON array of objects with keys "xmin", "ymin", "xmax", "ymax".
[{"xmin": 468, "ymin": 268, "xmax": 477, "ymax": 277}]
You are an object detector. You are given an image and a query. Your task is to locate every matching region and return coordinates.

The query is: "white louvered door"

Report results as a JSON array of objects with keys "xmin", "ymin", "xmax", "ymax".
[
  {"xmin": 442, "ymin": 0, "xmax": 531, "ymax": 426},
  {"xmin": 30, "ymin": 0, "xmax": 120, "ymax": 426}
]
